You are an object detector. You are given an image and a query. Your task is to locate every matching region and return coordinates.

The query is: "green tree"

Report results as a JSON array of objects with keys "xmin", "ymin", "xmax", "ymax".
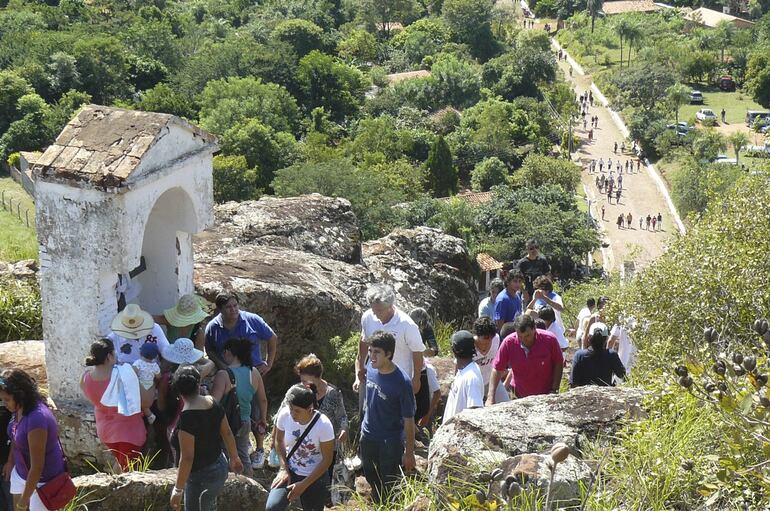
[
  {"xmin": 0, "ymin": 93, "xmax": 52, "ymax": 157},
  {"xmin": 47, "ymin": 52, "xmax": 81, "ymax": 97},
  {"xmin": 442, "ymin": 0, "xmax": 497, "ymax": 60},
  {"xmin": 586, "ymin": 0, "xmax": 603, "ymax": 33},
  {"xmin": 0, "ymin": 70, "xmax": 32, "ymax": 135},
  {"xmin": 692, "ymin": 128, "xmax": 726, "ymax": 162},
  {"xmin": 666, "ymin": 83, "xmax": 690, "ymax": 124},
  {"xmin": 430, "ymin": 53, "xmax": 483, "ymax": 108},
  {"xmin": 271, "ymin": 19, "xmax": 325, "ymax": 57},
  {"xmin": 714, "ymin": 19, "xmax": 736, "ymax": 64},
  {"xmin": 727, "ymin": 131, "xmax": 750, "ymax": 165},
  {"xmin": 220, "ymin": 119, "xmax": 297, "ymax": 187},
  {"xmin": 391, "ymin": 17, "xmax": 451, "ymax": 64},
  {"xmin": 625, "ymin": 21, "xmax": 642, "ymax": 66},
  {"xmin": 212, "ymin": 154, "xmax": 260, "ymax": 203},
  {"xmin": 295, "ymin": 51, "xmax": 368, "ymax": 121},
  {"xmin": 198, "ymin": 76, "xmax": 299, "ymax": 135},
  {"xmin": 471, "ymin": 156, "xmax": 508, "ymax": 191},
  {"xmin": 337, "ymin": 30, "xmax": 377, "ymax": 63},
  {"xmin": 358, "ymin": 0, "xmax": 416, "ymax": 38},
  {"xmin": 615, "ymin": 17, "xmax": 630, "ymax": 67},
  {"xmin": 136, "ymin": 83, "xmax": 195, "ymax": 118},
  {"xmin": 425, "ymin": 135, "xmax": 457, "ymax": 197},
  {"xmin": 509, "ymin": 154, "xmax": 581, "ymax": 192},
  {"xmin": 746, "ymin": 50, "xmax": 770, "ymax": 108},
  {"xmin": 72, "ymin": 36, "xmax": 131, "ymax": 103}
]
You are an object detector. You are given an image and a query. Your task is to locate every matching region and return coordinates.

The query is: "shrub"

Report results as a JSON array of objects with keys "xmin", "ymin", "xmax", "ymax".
[{"xmin": 0, "ymin": 277, "xmax": 42, "ymax": 342}]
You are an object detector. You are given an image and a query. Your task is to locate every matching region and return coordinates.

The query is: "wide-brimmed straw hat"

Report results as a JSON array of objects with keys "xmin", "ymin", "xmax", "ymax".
[
  {"xmin": 164, "ymin": 294, "xmax": 207, "ymax": 328},
  {"xmin": 111, "ymin": 304, "xmax": 154, "ymax": 339},
  {"xmin": 162, "ymin": 338, "xmax": 204, "ymax": 365}
]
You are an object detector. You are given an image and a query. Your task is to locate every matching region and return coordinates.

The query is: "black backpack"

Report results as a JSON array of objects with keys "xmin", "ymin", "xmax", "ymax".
[{"xmin": 220, "ymin": 368, "xmax": 243, "ymax": 436}]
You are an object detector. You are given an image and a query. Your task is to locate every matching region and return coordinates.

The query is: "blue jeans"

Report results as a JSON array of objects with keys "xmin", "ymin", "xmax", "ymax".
[
  {"xmin": 359, "ymin": 436, "xmax": 404, "ymax": 504},
  {"xmin": 265, "ymin": 471, "xmax": 328, "ymax": 511},
  {"xmin": 185, "ymin": 454, "xmax": 228, "ymax": 511}
]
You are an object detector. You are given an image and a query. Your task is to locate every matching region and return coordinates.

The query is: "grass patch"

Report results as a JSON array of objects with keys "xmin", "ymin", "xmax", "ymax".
[
  {"xmin": 0, "ymin": 176, "xmax": 37, "ymax": 262},
  {"xmin": 679, "ymin": 89, "xmax": 765, "ymax": 126}
]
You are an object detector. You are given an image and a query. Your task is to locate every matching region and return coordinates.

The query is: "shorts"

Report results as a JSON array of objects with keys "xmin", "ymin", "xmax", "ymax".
[{"xmin": 9, "ymin": 467, "xmax": 45, "ymax": 511}]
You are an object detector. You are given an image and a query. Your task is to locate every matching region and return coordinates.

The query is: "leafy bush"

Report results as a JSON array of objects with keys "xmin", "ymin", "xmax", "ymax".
[
  {"xmin": 324, "ymin": 331, "xmax": 360, "ymax": 391},
  {"xmin": 0, "ymin": 277, "xmax": 42, "ymax": 342}
]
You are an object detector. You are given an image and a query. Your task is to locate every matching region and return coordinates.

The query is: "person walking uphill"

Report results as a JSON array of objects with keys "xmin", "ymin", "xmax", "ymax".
[
  {"xmin": 205, "ymin": 293, "xmax": 278, "ymax": 468},
  {"xmin": 0, "ymin": 369, "xmax": 72, "ymax": 511},
  {"xmin": 355, "ymin": 284, "xmax": 426, "ymax": 418},
  {"xmin": 486, "ymin": 315, "xmax": 563, "ymax": 404},
  {"xmin": 81, "ymin": 338, "xmax": 148, "ymax": 471},
  {"xmin": 170, "ymin": 366, "xmax": 242, "ymax": 511},
  {"xmin": 442, "ymin": 331, "xmax": 484, "ymax": 425},
  {"xmin": 267, "ymin": 386, "xmax": 335, "ymax": 511},
  {"xmin": 359, "ymin": 331, "xmax": 417, "ymax": 504}
]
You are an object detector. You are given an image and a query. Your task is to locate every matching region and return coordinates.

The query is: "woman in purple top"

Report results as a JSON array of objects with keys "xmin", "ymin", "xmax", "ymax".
[{"xmin": 0, "ymin": 369, "xmax": 66, "ymax": 511}]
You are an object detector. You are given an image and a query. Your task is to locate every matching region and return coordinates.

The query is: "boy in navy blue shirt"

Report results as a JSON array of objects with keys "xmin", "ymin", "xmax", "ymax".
[{"xmin": 360, "ymin": 331, "xmax": 416, "ymax": 503}]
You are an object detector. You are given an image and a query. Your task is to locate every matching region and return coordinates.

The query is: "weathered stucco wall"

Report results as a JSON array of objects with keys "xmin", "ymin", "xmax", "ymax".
[{"xmin": 35, "ymin": 126, "xmax": 214, "ymax": 402}]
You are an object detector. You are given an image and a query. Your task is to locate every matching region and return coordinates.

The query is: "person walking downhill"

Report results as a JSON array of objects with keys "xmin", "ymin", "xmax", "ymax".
[
  {"xmin": 646, "ymin": 215, "xmax": 651, "ymax": 230},
  {"xmin": 601, "ymin": 205, "xmax": 605, "ymax": 220},
  {"xmin": 626, "ymin": 212, "xmax": 632, "ymax": 229},
  {"xmin": 657, "ymin": 213, "xmax": 662, "ymax": 231},
  {"xmin": 651, "ymin": 216, "xmax": 657, "ymax": 231},
  {"xmin": 170, "ymin": 366, "xmax": 242, "ymax": 511},
  {"xmin": 639, "ymin": 217, "xmax": 643, "ymax": 230},
  {"xmin": 616, "ymin": 189, "xmax": 621, "ymax": 204}
]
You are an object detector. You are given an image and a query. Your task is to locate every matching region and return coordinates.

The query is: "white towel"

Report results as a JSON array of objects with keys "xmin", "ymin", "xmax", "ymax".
[{"xmin": 100, "ymin": 364, "xmax": 142, "ymax": 416}]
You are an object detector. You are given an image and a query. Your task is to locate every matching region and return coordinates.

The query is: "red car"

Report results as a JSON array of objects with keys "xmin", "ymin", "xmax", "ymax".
[{"xmin": 717, "ymin": 75, "xmax": 736, "ymax": 92}]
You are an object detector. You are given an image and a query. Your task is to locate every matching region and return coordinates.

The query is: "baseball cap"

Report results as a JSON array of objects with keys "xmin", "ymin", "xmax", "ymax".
[
  {"xmin": 451, "ymin": 330, "xmax": 476, "ymax": 359},
  {"xmin": 588, "ymin": 322, "xmax": 609, "ymax": 337}
]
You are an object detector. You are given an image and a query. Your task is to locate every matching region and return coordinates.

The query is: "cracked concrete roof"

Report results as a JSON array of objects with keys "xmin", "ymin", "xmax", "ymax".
[{"xmin": 32, "ymin": 105, "xmax": 217, "ymax": 190}]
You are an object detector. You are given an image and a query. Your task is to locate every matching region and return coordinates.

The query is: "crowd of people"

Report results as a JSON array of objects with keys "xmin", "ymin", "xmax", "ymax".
[{"xmin": 0, "ymin": 240, "xmax": 637, "ymax": 511}]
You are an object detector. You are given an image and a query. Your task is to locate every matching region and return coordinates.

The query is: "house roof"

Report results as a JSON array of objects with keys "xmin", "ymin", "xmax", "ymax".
[
  {"xmin": 477, "ymin": 253, "xmax": 503, "ymax": 272},
  {"xmin": 19, "ymin": 151, "xmax": 41, "ymax": 164},
  {"xmin": 386, "ymin": 70, "xmax": 431, "ymax": 84},
  {"xmin": 438, "ymin": 190, "xmax": 495, "ymax": 207},
  {"xmin": 684, "ymin": 7, "xmax": 754, "ymax": 28},
  {"xmin": 31, "ymin": 105, "xmax": 217, "ymax": 190},
  {"xmin": 602, "ymin": 0, "xmax": 660, "ymax": 14}
]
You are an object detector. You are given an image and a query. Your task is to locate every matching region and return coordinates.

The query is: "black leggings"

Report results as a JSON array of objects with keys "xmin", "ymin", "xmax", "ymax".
[{"xmin": 414, "ymin": 369, "xmax": 430, "ymax": 421}]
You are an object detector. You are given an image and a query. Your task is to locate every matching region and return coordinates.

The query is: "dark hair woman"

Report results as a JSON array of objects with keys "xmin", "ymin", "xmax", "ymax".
[
  {"xmin": 0, "ymin": 369, "xmax": 67, "ymax": 511},
  {"xmin": 266, "ymin": 385, "xmax": 335, "ymax": 511},
  {"xmin": 80, "ymin": 338, "xmax": 148, "ymax": 471},
  {"xmin": 170, "ymin": 365, "xmax": 242, "ymax": 511},
  {"xmin": 570, "ymin": 322, "xmax": 626, "ymax": 387}
]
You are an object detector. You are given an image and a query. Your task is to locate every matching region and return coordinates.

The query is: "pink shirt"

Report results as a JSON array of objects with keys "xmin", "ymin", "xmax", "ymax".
[
  {"xmin": 492, "ymin": 329, "xmax": 564, "ymax": 398},
  {"xmin": 82, "ymin": 371, "xmax": 146, "ymax": 447}
]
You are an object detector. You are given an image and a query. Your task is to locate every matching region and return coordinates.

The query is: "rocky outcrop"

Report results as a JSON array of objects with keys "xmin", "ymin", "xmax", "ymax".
[
  {"xmin": 195, "ymin": 194, "xmax": 362, "ymax": 263},
  {"xmin": 72, "ymin": 469, "xmax": 267, "ymax": 510},
  {"xmin": 0, "ymin": 259, "xmax": 38, "ymax": 281},
  {"xmin": 428, "ymin": 386, "xmax": 645, "ymax": 483},
  {"xmin": 194, "ymin": 194, "xmax": 477, "ymax": 391},
  {"xmin": 0, "ymin": 340, "xmax": 46, "ymax": 387}
]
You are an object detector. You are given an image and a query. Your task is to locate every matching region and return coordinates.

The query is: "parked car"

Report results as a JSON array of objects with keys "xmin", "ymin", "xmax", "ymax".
[
  {"xmin": 666, "ymin": 121, "xmax": 691, "ymax": 136},
  {"xmin": 716, "ymin": 75, "xmax": 736, "ymax": 92},
  {"xmin": 745, "ymin": 110, "xmax": 770, "ymax": 127},
  {"xmin": 689, "ymin": 90, "xmax": 704, "ymax": 104},
  {"xmin": 711, "ymin": 154, "xmax": 738, "ymax": 165},
  {"xmin": 696, "ymin": 108, "xmax": 717, "ymax": 122}
]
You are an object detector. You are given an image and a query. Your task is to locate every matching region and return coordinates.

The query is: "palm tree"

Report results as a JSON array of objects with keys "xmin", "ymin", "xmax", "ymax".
[
  {"xmin": 587, "ymin": 0, "xmax": 604, "ymax": 33},
  {"xmin": 666, "ymin": 83, "xmax": 690, "ymax": 124},
  {"xmin": 615, "ymin": 18, "xmax": 631, "ymax": 68},
  {"xmin": 727, "ymin": 131, "xmax": 750, "ymax": 165},
  {"xmin": 625, "ymin": 23, "xmax": 642, "ymax": 66},
  {"xmin": 714, "ymin": 20, "xmax": 736, "ymax": 64}
]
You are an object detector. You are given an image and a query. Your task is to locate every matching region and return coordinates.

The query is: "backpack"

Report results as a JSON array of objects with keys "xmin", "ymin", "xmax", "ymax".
[{"xmin": 220, "ymin": 368, "xmax": 243, "ymax": 436}]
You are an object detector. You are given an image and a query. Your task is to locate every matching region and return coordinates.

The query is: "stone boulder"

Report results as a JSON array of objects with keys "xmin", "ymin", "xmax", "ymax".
[
  {"xmin": 363, "ymin": 227, "xmax": 477, "ymax": 322},
  {"xmin": 0, "ymin": 340, "xmax": 46, "ymax": 387},
  {"xmin": 195, "ymin": 194, "xmax": 362, "ymax": 263},
  {"xmin": 194, "ymin": 195, "xmax": 478, "ymax": 392},
  {"xmin": 0, "ymin": 259, "xmax": 38, "ymax": 280},
  {"xmin": 72, "ymin": 469, "xmax": 267, "ymax": 510},
  {"xmin": 428, "ymin": 386, "xmax": 645, "ymax": 483}
]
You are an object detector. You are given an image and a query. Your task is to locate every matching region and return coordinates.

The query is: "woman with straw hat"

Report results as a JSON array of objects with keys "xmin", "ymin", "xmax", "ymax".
[
  {"xmin": 154, "ymin": 295, "xmax": 209, "ymax": 350},
  {"xmin": 108, "ymin": 304, "xmax": 170, "ymax": 365}
]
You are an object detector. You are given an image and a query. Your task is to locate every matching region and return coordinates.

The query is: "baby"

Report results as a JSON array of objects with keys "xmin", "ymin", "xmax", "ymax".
[{"xmin": 133, "ymin": 342, "xmax": 160, "ymax": 424}]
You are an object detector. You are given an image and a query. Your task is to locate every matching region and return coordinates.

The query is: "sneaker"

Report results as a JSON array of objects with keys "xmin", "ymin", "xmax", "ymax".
[
  {"xmin": 268, "ymin": 448, "xmax": 280, "ymax": 468},
  {"xmin": 251, "ymin": 449, "xmax": 265, "ymax": 469}
]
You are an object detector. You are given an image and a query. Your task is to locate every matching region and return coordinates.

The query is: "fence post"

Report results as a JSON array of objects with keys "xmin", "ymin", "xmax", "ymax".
[
  {"xmin": 16, "ymin": 202, "xmax": 21, "ymax": 220},
  {"xmin": 25, "ymin": 209, "xmax": 29, "ymax": 228}
]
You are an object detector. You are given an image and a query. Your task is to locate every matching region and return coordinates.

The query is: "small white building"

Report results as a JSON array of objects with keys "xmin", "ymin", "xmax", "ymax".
[{"xmin": 32, "ymin": 105, "xmax": 217, "ymax": 402}]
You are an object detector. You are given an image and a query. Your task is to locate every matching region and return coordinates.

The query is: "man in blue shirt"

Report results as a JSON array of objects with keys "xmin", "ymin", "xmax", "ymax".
[
  {"xmin": 205, "ymin": 292, "xmax": 278, "ymax": 468},
  {"xmin": 360, "ymin": 331, "xmax": 416, "ymax": 504},
  {"xmin": 494, "ymin": 270, "xmax": 524, "ymax": 331}
]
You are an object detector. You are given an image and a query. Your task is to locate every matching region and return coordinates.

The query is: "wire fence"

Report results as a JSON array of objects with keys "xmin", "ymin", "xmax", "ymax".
[{"xmin": 0, "ymin": 189, "xmax": 34, "ymax": 228}]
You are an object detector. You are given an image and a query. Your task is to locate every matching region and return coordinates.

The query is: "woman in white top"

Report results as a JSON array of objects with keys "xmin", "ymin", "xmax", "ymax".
[
  {"xmin": 266, "ymin": 385, "xmax": 334, "ymax": 511},
  {"xmin": 472, "ymin": 317, "xmax": 510, "ymax": 403}
]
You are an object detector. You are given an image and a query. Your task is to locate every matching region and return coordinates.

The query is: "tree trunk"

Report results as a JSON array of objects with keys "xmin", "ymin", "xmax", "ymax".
[
  {"xmin": 591, "ymin": 14, "xmax": 595, "ymax": 33},
  {"xmin": 628, "ymin": 44, "xmax": 632, "ymax": 66},
  {"xmin": 619, "ymin": 36, "xmax": 623, "ymax": 68}
]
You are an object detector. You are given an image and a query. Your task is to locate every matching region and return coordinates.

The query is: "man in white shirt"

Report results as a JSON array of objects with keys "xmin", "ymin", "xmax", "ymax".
[
  {"xmin": 478, "ymin": 278, "xmax": 504, "ymax": 319},
  {"xmin": 574, "ymin": 298, "xmax": 595, "ymax": 346},
  {"xmin": 443, "ymin": 331, "xmax": 484, "ymax": 425},
  {"xmin": 354, "ymin": 284, "xmax": 426, "ymax": 408},
  {"xmin": 538, "ymin": 305, "xmax": 569, "ymax": 350},
  {"xmin": 528, "ymin": 275, "xmax": 565, "ymax": 331}
]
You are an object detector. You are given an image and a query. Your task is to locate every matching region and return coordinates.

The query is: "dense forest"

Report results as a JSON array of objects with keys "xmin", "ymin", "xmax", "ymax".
[{"xmin": 0, "ymin": 0, "xmax": 596, "ymax": 273}]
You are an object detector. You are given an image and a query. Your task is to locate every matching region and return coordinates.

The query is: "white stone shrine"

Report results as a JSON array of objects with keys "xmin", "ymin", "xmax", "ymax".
[{"xmin": 31, "ymin": 105, "xmax": 217, "ymax": 403}]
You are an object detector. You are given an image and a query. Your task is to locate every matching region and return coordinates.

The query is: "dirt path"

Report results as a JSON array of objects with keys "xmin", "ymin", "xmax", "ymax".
[{"xmin": 554, "ymin": 58, "xmax": 678, "ymax": 272}]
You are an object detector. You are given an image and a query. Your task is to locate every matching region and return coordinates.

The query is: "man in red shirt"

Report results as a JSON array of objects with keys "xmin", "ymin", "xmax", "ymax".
[{"xmin": 486, "ymin": 315, "xmax": 564, "ymax": 404}]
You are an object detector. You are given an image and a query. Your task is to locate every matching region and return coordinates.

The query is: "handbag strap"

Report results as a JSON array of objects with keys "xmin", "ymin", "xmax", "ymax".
[{"xmin": 286, "ymin": 412, "xmax": 321, "ymax": 463}]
